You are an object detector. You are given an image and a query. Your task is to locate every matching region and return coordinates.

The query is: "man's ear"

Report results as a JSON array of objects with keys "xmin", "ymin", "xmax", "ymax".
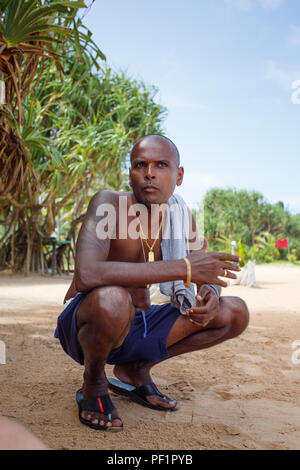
[
  {"xmin": 176, "ymin": 166, "xmax": 184, "ymax": 187},
  {"xmin": 129, "ymin": 169, "xmax": 132, "ymax": 187}
]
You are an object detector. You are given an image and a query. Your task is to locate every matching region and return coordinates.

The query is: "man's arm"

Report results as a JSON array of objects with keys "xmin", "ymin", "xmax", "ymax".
[{"xmin": 74, "ymin": 191, "xmax": 240, "ymax": 292}]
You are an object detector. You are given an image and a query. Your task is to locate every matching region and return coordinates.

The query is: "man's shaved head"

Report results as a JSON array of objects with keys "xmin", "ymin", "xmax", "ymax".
[
  {"xmin": 130, "ymin": 134, "xmax": 181, "ymax": 167},
  {"xmin": 129, "ymin": 133, "xmax": 184, "ymax": 205}
]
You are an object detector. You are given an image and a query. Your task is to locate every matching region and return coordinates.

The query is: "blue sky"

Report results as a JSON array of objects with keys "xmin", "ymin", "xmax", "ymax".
[{"xmin": 81, "ymin": 0, "xmax": 300, "ymax": 213}]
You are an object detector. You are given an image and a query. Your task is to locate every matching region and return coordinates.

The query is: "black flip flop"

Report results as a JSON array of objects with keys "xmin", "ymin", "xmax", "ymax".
[
  {"xmin": 108, "ymin": 378, "xmax": 178, "ymax": 412},
  {"xmin": 76, "ymin": 389, "xmax": 123, "ymax": 431}
]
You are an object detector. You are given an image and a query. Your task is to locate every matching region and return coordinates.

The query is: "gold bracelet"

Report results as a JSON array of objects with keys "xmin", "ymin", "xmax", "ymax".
[{"xmin": 183, "ymin": 257, "xmax": 191, "ymax": 288}]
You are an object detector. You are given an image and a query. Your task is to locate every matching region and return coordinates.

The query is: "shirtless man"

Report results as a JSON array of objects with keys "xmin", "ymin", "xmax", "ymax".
[{"xmin": 54, "ymin": 134, "xmax": 249, "ymax": 431}]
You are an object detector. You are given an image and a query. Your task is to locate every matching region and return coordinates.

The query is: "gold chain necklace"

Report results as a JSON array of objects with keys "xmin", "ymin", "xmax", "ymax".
[
  {"xmin": 138, "ymin": 213, "xmax": 164, "ymax": 288},
  {"xmin": 138, "ymin": 214, "xmax": 164, "ymax": 263}
]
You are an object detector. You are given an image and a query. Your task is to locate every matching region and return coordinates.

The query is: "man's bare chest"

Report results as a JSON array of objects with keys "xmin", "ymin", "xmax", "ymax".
[{"xmin": 107, "ymin": 236, "xmax": 162, "ymax": 263}]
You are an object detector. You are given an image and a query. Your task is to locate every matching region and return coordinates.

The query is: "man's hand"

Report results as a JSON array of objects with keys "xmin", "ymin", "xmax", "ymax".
[
  {"xmin": 186, "ymin": 285, "xmax": 220, "ymax": 328},
  {"xmin": 187, "ymin": 251, "xmax": 241, "ymax": 287}
]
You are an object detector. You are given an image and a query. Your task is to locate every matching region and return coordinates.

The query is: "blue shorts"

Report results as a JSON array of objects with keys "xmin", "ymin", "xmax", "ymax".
[{"xmin": 54, "ymin": 293, "xmax": 181, "ymax": 365}]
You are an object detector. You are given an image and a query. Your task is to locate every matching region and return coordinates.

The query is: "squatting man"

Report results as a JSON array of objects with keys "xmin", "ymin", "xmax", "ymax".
[{"xmin": 54, "ymin": 134, "xmax": 249, "ymax": 431}]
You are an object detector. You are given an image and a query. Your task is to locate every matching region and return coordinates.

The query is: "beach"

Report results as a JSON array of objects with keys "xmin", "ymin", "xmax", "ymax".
[{"xmin": 0, "ymin": 264, "xmax": 299, "ymax": 450}]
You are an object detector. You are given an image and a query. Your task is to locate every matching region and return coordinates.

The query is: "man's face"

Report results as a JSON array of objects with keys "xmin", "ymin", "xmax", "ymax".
[{"xmin": 129, "ymin": 138, "xmax": 184, "ymax": 206}]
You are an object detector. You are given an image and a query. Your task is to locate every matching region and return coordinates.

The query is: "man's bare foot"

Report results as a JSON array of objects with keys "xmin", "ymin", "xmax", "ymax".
[
  {"xmin": 113, "ymin": 362, "xmax": 177, "ymax": 410},
  {"xmin": 79, "ymin": 380, "xmax": 123, "ymax": 430}
]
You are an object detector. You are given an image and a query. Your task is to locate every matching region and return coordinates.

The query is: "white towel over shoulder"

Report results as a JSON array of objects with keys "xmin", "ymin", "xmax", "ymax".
[{"xmin": 160, "ymin": 194, "xmax": 196, "ymax": 315}]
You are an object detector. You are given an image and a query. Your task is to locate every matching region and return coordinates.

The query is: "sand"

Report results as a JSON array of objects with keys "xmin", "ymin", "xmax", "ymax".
[{"xmin": 0, "ymin": 264, "xmax": 299, "ymax": 450}]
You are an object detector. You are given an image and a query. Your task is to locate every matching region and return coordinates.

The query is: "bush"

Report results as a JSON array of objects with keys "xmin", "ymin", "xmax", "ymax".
[
  {"xmin": 288, "ymin": 238, "xmax": 300, "ymax": 259},
  {"xmin": 287, "ymin": 249, "xmax": 298, "ymax": 264},
  {"xmin": 248, "ymin": 232, "xmax": 280, "ymax": 263}
]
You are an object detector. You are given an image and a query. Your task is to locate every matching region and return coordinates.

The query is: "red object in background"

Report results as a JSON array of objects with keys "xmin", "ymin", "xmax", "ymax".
[{"xmin": 276, "ymin": 238, "xmax": 289, "ymax": 249}]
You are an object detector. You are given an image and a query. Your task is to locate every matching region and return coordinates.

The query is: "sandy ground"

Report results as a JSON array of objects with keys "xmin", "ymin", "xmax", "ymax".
[{"xmin": 0, "ymin": 264, "xmax": 299, "ymax": 450}]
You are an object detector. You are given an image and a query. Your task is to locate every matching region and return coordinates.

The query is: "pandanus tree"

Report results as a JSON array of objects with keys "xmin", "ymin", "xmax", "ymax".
[
  {"xmin": 0, "ymin": 0, "xmax": 106, "ymax": 273},
  {"xmin": 0, "ymin": 0, "xmax": 103, "ymax": 201},
  {"xmin": 0, "ymin": 1, "xmax": 167, "ymax": 273}
]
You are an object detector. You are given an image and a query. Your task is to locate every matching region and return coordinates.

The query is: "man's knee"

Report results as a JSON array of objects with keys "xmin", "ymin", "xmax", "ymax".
[
  {"xmin": 91, "ymin": 286, "xmax": 132, "ymax": 312},
  {"xmin": 78, "ymin": 286, "xmax": 134, "ymax": 333},
  {"xmin": 229, "ymin": 297, "xmax": 249, "ymax": 338}
]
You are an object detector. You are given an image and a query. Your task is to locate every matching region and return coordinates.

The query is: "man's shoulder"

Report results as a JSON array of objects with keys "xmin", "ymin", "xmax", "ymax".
[{"xmin": 90, "ymin": 189, "xmax": 132, "ymax": 205}]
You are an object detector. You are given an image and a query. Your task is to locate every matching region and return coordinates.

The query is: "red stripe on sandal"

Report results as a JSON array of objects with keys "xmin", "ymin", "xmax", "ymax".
[{"xmin": 97, "ymin": 397, "xmax": 104, "ymax": 413}]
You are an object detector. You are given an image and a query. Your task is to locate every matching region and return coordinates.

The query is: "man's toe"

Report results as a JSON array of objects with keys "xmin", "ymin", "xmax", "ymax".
[{"xmin": 147, "ymin": 394, "xmax": 177, "ymax": 409}]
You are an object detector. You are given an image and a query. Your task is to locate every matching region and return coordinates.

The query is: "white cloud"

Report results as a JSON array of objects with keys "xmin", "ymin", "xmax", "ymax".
[
  {"xmin": 159, "ymin": 89, "xmax": 208, "ymax": 112},
  {"xmin": 259, "ymin": 0, "xmax": 285, "ymax": 9},
  {"xmin": 265, "ymin": 60, "xmax": 300, "ymax": 91},
  {"xmin": 175, "ymin": 171, "xmax": 231, "ymax": 208},
  {"xmin": 287, "ymin": 25, "xmax": 300, "ymax": 48},
  {"xmin": 168, "ymin": 100, "xmax": 208, "ymax": 111},
  {"xmin": 224, "ymin": 0, "xmax": 285, "ymax": 10},
  {"xmin": 280, "ymin": 194, "xmax": 300, "ymax": 214},
  {"xmin": 224, "ymin": 0, "xmax": 252, "ymax": 10}
]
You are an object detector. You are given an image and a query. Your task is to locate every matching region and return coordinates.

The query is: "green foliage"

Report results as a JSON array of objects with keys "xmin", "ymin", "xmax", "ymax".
[
  {"xmin": 1, "ymin": 0, "xmax": 84, "ymax": 46},
  {"xmin": 23, "ymin": 50, "xmax": 166, "ymax": 206},
  {"xmin": 203, "ymin": 188, "xmax": 290, "ymax": 246},
  {"xmin": 249, "ymin": 232, "xmax": 280, "ymax": 263},
  {"xmin": 0, "ymin": 3, "xmax": 167, "ymax": 272},
  {"xmin": 238, "ymin": 241, "xmax": 245, "ymax": 267},
  {"xmin": 21, "ymin": 51, "xmax": 166, "ymax": 237},
  {"xmin": 196, "ymin": 188, "xmax": 299, "ymax": 265},
  {"xmin": 287, "ymin": 249, "xmax": 298, "ymax": 264}
]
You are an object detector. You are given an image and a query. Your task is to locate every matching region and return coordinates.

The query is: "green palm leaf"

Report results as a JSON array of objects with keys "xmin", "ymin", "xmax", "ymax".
[{"xmin": 1, "ymin": 0, "xmax": 85, "ymax": 47}]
